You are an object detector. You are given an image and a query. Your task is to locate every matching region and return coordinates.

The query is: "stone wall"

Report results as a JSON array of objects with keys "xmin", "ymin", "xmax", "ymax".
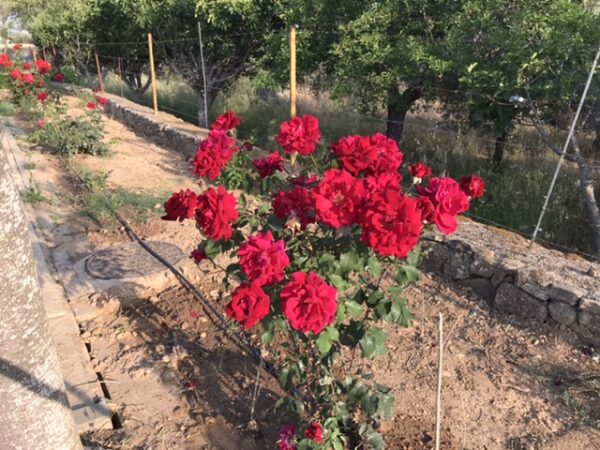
[
  {"xmin": 62, "ymin": 86, "xmax": 600, "ymax": 346},
  {"xmin": 425, "ymin": 219, "xmax": 600, "ymax": 345}
]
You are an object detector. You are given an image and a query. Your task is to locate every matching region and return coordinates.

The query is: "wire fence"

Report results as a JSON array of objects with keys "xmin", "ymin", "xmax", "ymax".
[{"xmin": 66, "ymin": 30, "xmax": 600, "ymax": 262}]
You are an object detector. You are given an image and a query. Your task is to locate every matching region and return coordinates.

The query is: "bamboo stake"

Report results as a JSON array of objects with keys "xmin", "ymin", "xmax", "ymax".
[
  {"xmin": 147, "ymin": 33, "xmax": 159, "ymax": 115},
  {"xmin": 435, "ymin": 313, "xmax": 444, "ymax": 450},
  {"xmin": 94, "ymin": 50, "xmax": 105, "ymax": 92},
  {"xmin": 289, "ymin": 25, "xmax": 297, "ymax": 119}
]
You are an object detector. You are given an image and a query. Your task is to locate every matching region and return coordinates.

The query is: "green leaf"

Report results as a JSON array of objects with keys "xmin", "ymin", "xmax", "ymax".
[
  {"xmin": 359, "ymin": 327, "xmax": 387, "ymax": 359},
  {"xmin": 395, "ymin": 264, "xmax": 420, "ymax": 286},
  {"xmin": 378, "ymin": 393, "xmax": 395, "ymax": 421},
  {"xmin": 316, "ymin": 331, "xmax": 333, "ymax": 354},
  {"xmin": 328, "ymin": 274, "xmax": 348, "ymax": 291},
  {"xmin": 345, "ymin": 299, "xmax": 363, "ymax": 317},
  {"xmin": 367, "ymin": 256, "xmax": 382, "ymax": 277},
  {"xmin": 406, "ymin": 247, "xmax": 423, "ymax": 267},
  {"xmin": 278, "ymin": 366, "xmax": 291, "ymax": 391}
]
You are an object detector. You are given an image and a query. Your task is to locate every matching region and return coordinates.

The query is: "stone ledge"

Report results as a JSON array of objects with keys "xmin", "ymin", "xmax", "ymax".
[{"xmin": 424, "ymin": 219, "xmax": 600, "ymax": 346}]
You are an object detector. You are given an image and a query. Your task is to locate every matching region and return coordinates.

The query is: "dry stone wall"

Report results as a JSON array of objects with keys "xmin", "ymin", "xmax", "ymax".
[
  {"xmin": 69, "ymin": 87, "xmax": 600, "ymax": 346},
  {"xmin": 425, "ymin": 219, "xmax": 600, "ymax": 345}
]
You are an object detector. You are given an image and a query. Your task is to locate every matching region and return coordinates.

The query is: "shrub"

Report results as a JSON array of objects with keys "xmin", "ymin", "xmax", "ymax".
[{"xmin": 162, "ymin": 112, "xmax": 484, "ymax": 448}]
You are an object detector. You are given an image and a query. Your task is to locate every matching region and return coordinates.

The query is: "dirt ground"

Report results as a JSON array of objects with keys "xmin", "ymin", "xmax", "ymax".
[{"xmin": 3, "ymin": 91, "xmax": 600, "ymax": 449}]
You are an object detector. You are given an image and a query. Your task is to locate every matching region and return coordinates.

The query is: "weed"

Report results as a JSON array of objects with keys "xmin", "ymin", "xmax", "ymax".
[
  {"xmin": 0, "ymin": 101, "xmax": 16, "ymax": 116},
  {"xmin": 21, "ymin": 181, "xmax": 47, "ymax": 204},
  {"xmin": 23, "ymin": 161, "xmax": 36, "ymax": 170},
  {"xmin": 70, "ymin": 164, "xmax": 109, "ymax": 191}
]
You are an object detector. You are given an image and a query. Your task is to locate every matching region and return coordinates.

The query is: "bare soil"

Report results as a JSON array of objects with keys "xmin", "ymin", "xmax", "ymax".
[{"xmin": 4, "ymin": 90, "xmax": 599, "ymax": 449}]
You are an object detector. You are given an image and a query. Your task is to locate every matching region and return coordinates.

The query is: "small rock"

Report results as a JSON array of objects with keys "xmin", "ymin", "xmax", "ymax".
[
  {"xmin": 548, "ymin": 301, "xmax": 577, "ymax": 326},
  {"xmin": 549, "ymin": 285, "xmax": 584, "ymax": 306}
]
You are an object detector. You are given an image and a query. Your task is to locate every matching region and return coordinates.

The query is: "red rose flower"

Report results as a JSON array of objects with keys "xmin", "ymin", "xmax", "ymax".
[
  {"xmin": 12, "ymin": 44, "xmax": 22, "ymax": 51},
  {"xmin": 52, "ymin": 72, "xmax": 65, "ymax": 82},
  {"xmin": 22, "ymin": 63, "xmax": 31, "ymax": 70},
  {"xmin": 290, "ymin": 174, "xmax": 318, "ymax": 188},
  {"xmin": 0, "ymin": 53, "xmax": 13, "ymax": 68},
  {"xmin": 276, "ymin": 114, "xmax": 320, "ymax": 156},
  {"xmin": 225, "ymin": 283, "xmax": 270, "ymax": 330},
  {"xmin": 253, "ymin": 152, "xmax": 284, "ymax": 178},
  {"xmin": 36, "ymin": 91, "xmax": 48, "ymax": 102},
  {"xmin": 360, "ymin": 189, "xmax": 422, "ymax": 258},
  {"xmin": 192, "ymin": 130, "xmax": 238, "ymax": 180},
  {"xmin": 369, "ymin": 133, "xmax": 404, "ymax": 174},
  {"xmin": 238, "ymin": 231, "xmax": 290, "ymax": 286},
  {"xmin": 312, "ymin": 169, "xmax": 364, "ymax": 228},
  {"xmin": 460, "ymin": 175, "xmax": 485, "ymax": 199},
  {"xmin": 304, "ymin": 422, "xmax": 323, "ymax": 444},
  {"xmin": 35, "ymin": 59, "xmax": 51, "ymax": 75},
  {"xmin": 24, "ymin": 89, "xmax": 30, "ymax": 95},
  {"xmin": 161, "ymin": 189, "xmax": 198, "ymax": 221},
  {"xmin": 210, "ymin": 111, "xmax": 241, "ymax": 132},
  {"xmin": 190, "ymin": 249, "xmax": 207, "ymax": 262},
  {"xmin": 96, "ymin": 96, "xmax": 107, "ymax": 106},
  {"xmin": 195, "ymin": 186, "xmax": 239, "ymax": 241},
  {"xmin": 86, "ymin": 101, "xmax": 97, "ymax": 110},
  {"xmin": 280, "ymin": 271, "xmax": 337, "ymax": 335},
  {"xmin": 417, "ymin": 177, "xmax": 470, "ymax": 234},
  {"xmin": 37, "ymin": 119, "xmax": 46, "ymax": 128},
  {"xmin": 272, "ymin": 186, "xmax": 315, "ymax": 230},
  {"xmin": 331, "ymin": 135, "xmax": 377, "ymax": 176},
  {"xmin": 241, "ymin": 142, "xmax": 253, "ymax": 152},
  {"xmin": 363, "ymin": 172, "xmax": 402, "ymax": 193},
  {"xmin": 278, "ymin": 424, "xmax": 297, "ymax": 450},
  {"xmin": 416, "ymin": 196, "xmax": 436, "ymax": 223},
  {"xmin": 408, "ymin": 162, "xmax": 432, "ymax": 180},
  {"xmin": 10, "ymin": 69, "xmax": 21, "ymax": 80}
]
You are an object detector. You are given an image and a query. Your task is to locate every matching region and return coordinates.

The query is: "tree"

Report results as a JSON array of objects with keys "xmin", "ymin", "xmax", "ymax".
[{"xmin": 0, "ymin": 146, "xmax": 81, "ymax": 449}]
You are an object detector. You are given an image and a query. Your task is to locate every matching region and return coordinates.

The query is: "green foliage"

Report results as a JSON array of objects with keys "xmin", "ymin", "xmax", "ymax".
[
  {"xmin": 21, "ymin": 183, "xmax": 47, "ymax": 204},
  {"xmin": 78, "ymin": 188, "xmax": 164, "ymax": 226},
  {"xmin": 0, "ymin": 101, "xmax": 16, "ymax": 116}
]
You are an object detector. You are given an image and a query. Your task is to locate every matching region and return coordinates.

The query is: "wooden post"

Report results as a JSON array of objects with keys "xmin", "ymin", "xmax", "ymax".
[
  {"xmin": 117, "ymin": 57, "xmax": 124, "ymax": 98},
  {"xmin": 147, "ymin": 33, "xmax": 159, "ymax": 115},
  {"xmin": 94, "ymin": 50, "xmax": 105, "ymax": 92},
  {"xmin": 289, "ymin": 25, "xmax": 297, "ymax": 118}
]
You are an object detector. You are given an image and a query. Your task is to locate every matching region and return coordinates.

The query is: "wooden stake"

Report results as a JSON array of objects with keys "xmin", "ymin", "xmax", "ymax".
[
  {"xmin": 117, "ymin": 57, "xmax": 124, "ymax": 98},
  {"xmin": 147, "ymin": 33, "xmax": 159, "ymax": 115},
  {"xmin": 289, "ymin": 25, "xmax": 297, "ymax": 119},
  {"xmin": 94, "ymin": 50, "xmax": 105, "ymax": 92},
  {"xmin": 435, "ymin": 313, "xmax": 444, "ymax": 450}
]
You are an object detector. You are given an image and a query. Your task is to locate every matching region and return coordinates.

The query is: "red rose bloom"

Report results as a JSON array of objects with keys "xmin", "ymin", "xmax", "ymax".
[
  {"xmin": 35, "ymin": 59, "xmax": 51, "ymax": 75},
  {"xmin": 22, "ymin": 73, "xmax": 33, "ymax": 84},
  {"xmin": 86, "ymin": 101, "xmax": 97, "ymax": 110},
  {"xmin": 22, "ymin": 63, "xmax": 31, "ymax": 70},
  {"xmin": 280, "ymin": 271, "xmax": 337, "ymax": 335},
  {"xmin": 363, "ymin": 172, "xmax": 402, "ymax": 193},
  {"xmin": 0, "ymin": 54, "xmax": 13, "ymax": 68},
  {"xmin": 312, "ymin": 169, "xmax": 364, "ymax": 228},
  {"xmin": 276, "ymin": 114, "xmax": 320, "ymax": 156},
  {"xmin": 278, "ymin": 424, "xmax": 297, "ymax": 450},
  {"xmin": 291, "ymin": 174, "xmax": 318, "ymax": 188},
  {"xmin": 190, "ymin": 249, "xmax": 207, "ymax": 262},
  {"xmin": 192, "ymin": 130, "xmax": 238, "ymax": 180},
  {"xmin": 225, "ymin": 283, "xmax": 270, "ymax": 330},
  {"xmin": 10, "ymin": 69, "xmax": 21, "ymax": 80},
  {"xmin": 241, "ymin": 142, "xmax": 253, "ymax": 151},
  {"xmin": 37, "ymin": 119, "xmax": 46, "ymax": 128},
  {"xmin": 238, "ymin": 231, "xmax": 290, "ymax": 286},
  {"xmin": 96, "ymin": 96, "xmax": 107, "ymax": 106},
  {"xmin": 272, "ymin": 186, "xmax": 315, "ymax": 230},
  {"xmin": 369, "ymin": 133, "xmax": 404, "ymax": 174},
  {"xmin": 12, "ymin": 44, "xmax": 22, "ymax": 51},
  {"xmin": 408, "ymin": 162, "xmax": 432, "ymax": 179},
  {"xmin": 331, "ymin": 135, "xmax": 377, "ymax": 176},
  {"xmin": 161, "ymin": 189, "xmax": 198, "ymax": 221},
  {"xmin": 417, "ymin": 177, "xmax": 470, "ymax": 234},
  {"xmin": 416, "ymin": 196, "xmax": 436, "ymax": 223},
  {"xmin": 36, "ymin": 91, "xmax": 48, "ymax": 102},
  {"xmin": 360, "ymin": 189, "xmax": 423, "ymax": 258},
  {"xmin": 195, "ymin": 186, "xmax": 239, "ymax": 240},
  {"xmin": 52, "ymin": 72, "xmax": 65, "ymax": 82},
  {"xmin": 460, "ymin": 175, "xmax": 485, "ymax": 199},
  {"xmin": 304, "ymin": 422, "xmax": 323, "ymax": 444},
  {"xmin": 210, "ymin": 111, "xmax": 241, "ymax": 132},
  {"xmin": 253, "ymin": 152, "xmax": 284, "ymax": 178}
]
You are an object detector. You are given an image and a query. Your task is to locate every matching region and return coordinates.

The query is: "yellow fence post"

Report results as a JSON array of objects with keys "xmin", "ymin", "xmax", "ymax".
[
  {"xmin": 117, "ymin": 57, "xmax": 125, "ymax": 98},
  {"xmin": 289, "ymin": 25, "xmax": 297, "ymax": 119},
  {"xmin": 94, "ymin": 50, "xmax": 105, "ymax": 92},
  {"xmin": 147, "ymin": 33, "xmax": 159, "ymax": 115}
]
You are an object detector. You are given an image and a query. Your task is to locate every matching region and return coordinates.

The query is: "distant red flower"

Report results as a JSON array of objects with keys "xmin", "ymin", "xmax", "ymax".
[
  {"xmin": 10, "ymin": 69, "xmax": 21, "ymax": 80},
  {"xmin": 0, "ymin": 53, "xmax": 13, "ymax": 68},
  {"xmin": 86, "ymin": 101, "xmax": 97, "ymax": 110},
  {"xmin": 408, "ymin": 162, "xmax": 432, "ymax": 180},
  {"xmin": 35, "ymin": 59, "xmax": 51, "ymax": 75},
  {"xmin": 96, "ymin": 96, "xmax": 107, "ymax": 106},
  {"xmin": 241, "ymin": 142, "xmax": 253, "ymax": 152},
  {"xmin": 290, "ymin": 174, "xmax": 318, "ymax": 188},
  {"xmin": 460, "ymin": 175, "xmax": 485, "ymax": 199},
  {"xmin": 24, "ymin": 89, "xmax": 30, "ymax": 95},
  {"xmin": 238, "ymin": 231, "xmax": 290, "ymax": 286},
  {"xmin": 161, "ymin": 189, "xmax": 198, "ymax": 221},
  {"xmin": 272, "ymin": 186, "xmax": 315, "ymax": 230},
  {"xmin": 253, "ymin": 152, "xmax": 284, "ymax": 178},
  {"xmin": 37, "ymin": 119, "xmax": 46, "ymax": 128},
  {"xmin": 190, "ymin": 249, "xmax": 207, "ymax": 262},
  {"xmin": 304, "ymin": 422, "xmax": 323, "ymax": 444},
  {"xmin": 195, "ymin": 186, "xmax": 239, "ymax": 241},
  {"xmin": 312, "ymin": 169, "xmax": 364, "ymax": 228},
  {"xmin": 36, "ymin": 91, "xmax": 48, "ymax": 102},
  {"xmin": 276, "ymin": 114, "xmax": 320, "ymax": 156},
  {"xmin": 22, "ymin": 63, "xmax": 31, "ymax": 70},
  {"xmin": 210, "ymin": 111, "xmax": 241, "ymax": 132},
  {"xmin": 225, "ymin": 283, "xmax": 270, "ymax": 330},
  {"xmin": 192, "ymin": 130, "xmax": 238, "ymax": 180},
  {"xmin": 12, "ymin": 44, "xmax": 22, "ymax": 51},
  {"xmin": 52, "ymin": 72, "xmax": 65, "ymax": 82},
  {"xmin": 417, "ymin": 177, "xmax": 470, "ymax": 234},
  {"xmin": 278, "ymin": 424, "xmax": 297, "ymax": 450},
  {"xmin": 190, "ymin": 310, "xmax": 199, "ymax": 319}
]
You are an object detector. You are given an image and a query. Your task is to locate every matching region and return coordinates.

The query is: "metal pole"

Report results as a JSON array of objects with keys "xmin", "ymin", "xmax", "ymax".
[
  {"xmin": 531, "ymin": 43, "xmax": 600, "ymax": 243},
  {"xmin": 117, "ymin": 57, "xmax": 124, "ymax": 98},
  {"xmin": 94, "ymin": 50, "xmax": 105, "ymax": 92},
  {"xmin": 147, "ymin": 33, "xmax": 159, "ymax": 115},
  {"xmin": 289, "ymin": 25, "xmax": 297, "ymax": 118},
  {"xmin": 197, "ymin": 22, "xmax": 209, "ymax": 129}
]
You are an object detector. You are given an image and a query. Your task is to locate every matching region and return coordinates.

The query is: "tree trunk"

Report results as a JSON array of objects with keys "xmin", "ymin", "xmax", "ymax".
[
  {"xmin": 0, "ymin": 147, "xmax": 81, "ymax": 449},
  {"xmin": 493, "ymin": 129, "xmax": 509, "ymax": 165},
  {"xmin": 385, "ymin": 86, "xmax": 423, "ymax": 143}
]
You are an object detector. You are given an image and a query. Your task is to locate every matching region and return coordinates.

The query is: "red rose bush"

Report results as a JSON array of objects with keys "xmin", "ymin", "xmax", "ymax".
[{"xmin": 161, "ymin": 111, "xmax": 484, "ymax": 449}]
